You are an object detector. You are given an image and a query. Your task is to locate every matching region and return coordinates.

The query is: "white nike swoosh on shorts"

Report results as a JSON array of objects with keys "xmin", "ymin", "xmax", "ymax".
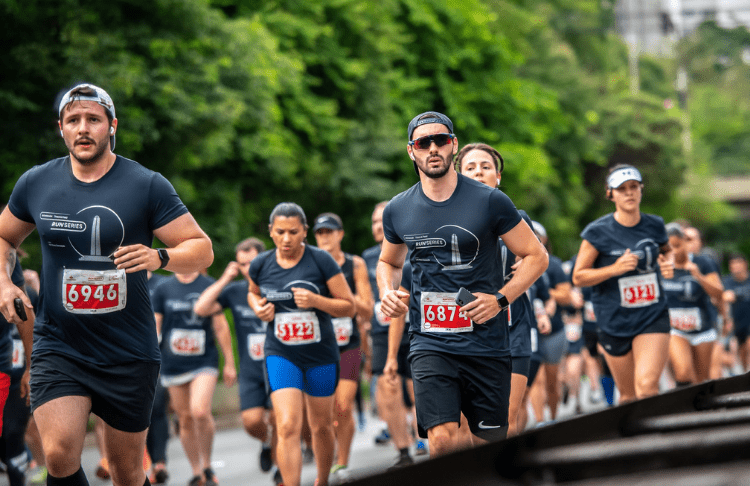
[{"xmin": 477, "ymin": 421, "xmax": 502, "ymax": 429}]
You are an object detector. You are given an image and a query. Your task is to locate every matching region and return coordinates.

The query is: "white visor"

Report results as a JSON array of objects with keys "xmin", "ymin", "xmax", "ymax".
[{"xmin": 607, "ymin": 167, "xmax": 642, "ymax": 189}]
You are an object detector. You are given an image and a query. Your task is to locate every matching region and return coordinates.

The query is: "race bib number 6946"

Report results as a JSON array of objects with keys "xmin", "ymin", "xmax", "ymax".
[{"xmin": 62, "ymin": 268, "xmax": 126, "ymax": 314}]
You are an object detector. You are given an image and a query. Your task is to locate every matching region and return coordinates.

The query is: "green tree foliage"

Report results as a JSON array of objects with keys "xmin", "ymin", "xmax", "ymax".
[{"xmin": 1, "ymin": 0, "xmax": 690, "ymax": 273}]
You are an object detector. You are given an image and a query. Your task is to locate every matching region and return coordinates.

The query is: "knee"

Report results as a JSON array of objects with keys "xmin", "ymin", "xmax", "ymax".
[
  {"xmin": 242, "ymin": 413, "xmax": 266, "ymax": 437},
  {"xmin": 335, "ymin": 399, "xmax": 353, "ymax": 418},
  {"xmin": 635, "ymin": 375, "xmax": 660, "ymax": 398},
  {"xmin": 190, "ymin": 406, "xmax": 213, "ymax": 423},
  {"xmin": 276, "ymin": 419, "xmax": 300, "ymax": 440},
  {"xmin": 43, "ymin": 444, "xmax": 78, "ymax": 475}
]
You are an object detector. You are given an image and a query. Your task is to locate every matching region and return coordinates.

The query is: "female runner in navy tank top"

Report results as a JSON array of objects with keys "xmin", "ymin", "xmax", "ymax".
[
  {"xmin": 573, "ymin": 165, "xmax": 674, "ymax": 401},
  {"xmin": 247, "ymin": 203, "xmax": 355, "ymax": 486}
]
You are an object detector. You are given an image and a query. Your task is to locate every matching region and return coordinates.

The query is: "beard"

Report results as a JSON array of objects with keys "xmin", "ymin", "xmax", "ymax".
[
  {"xmin": 67, "ymin": 136, "xmax": 110, "ymax": 165},
  {"xmin": 416, "ymin": 153, "xmax": 451, "ymax": 179}
]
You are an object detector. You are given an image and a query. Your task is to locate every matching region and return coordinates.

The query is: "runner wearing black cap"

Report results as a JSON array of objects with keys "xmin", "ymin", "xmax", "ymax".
[
  {"xmin": 312, "ymin": 212, "xmax": 373, "ymax": 482},
  {"xmin": 573, "ymin": 164, "xmax": 673, "ymax": 401},
  {"xmin": 0, "ymin": 83, "xmax": 214, "ymax": 486},
  {"xmin": 378, "ymin": 112, "xmax": 548, "ymax": 455}
]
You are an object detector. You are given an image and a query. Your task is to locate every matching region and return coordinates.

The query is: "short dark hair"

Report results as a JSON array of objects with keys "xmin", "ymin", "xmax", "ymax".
[
  {"xmin": 235, "ymin": 237, "xmax": 265, "ymax": 255},
  {"xmin": 269, "ymin": 202, "xmax": 307, "ymax": 227},
  {"xmin": 728, "ymin": 252, "xmax": 746, "ymax": 263},
  {"xmin": 455, "ymin": 143, "xmax": 504, "ymax": 173}
]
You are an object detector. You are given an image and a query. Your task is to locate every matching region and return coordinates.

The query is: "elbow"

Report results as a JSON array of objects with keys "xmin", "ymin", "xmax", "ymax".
[
  {"xmin": 201, "ymin": 238, "xmax": 215, "ymax": 269},
  {"xmin": 572, "ymin": 272, "xmax": 581, "ymax": 288},
  {"xmin": 193, "ymin": 302, "xmax": 209, "ymax": 318}
]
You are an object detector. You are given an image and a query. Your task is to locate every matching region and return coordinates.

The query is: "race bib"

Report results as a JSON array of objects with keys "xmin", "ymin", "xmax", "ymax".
[
  {"xmin": 669, "ymin": 307, "xmax": 702, "ymax": 332},
  {"xmin": 170, "ymin": 329, "xmax": 206, "ymax": 356},
  {"xmin": 332, "ymin": 317, "xmax": 353, "ymax": 346},
  {"xmin": 12, "ymin": 339, "xmax": 24, "ymax": 369},
  {"xmin": 374, "ymin": 301, "xmax": 391, "ymax": 327},
  {"xmin": 247, "ymin": 333, "xmax": 265, "ymax": 361},
  {"xmin": 565, "ymin": 323, "xmax": 583, "ymax": 342},
  {"xmin": 275, "ymin": 311, "xmax": 321, "ymax": 345},
  {"xmin": 62, "ymin": 268, "xmax": 126, "ymax": 314},
  {"xmin": 584, "ymin": 301, "xmax": 596, "ymax": 322},
  {"xmin": 530, "ymin": 328, "xmax": 538, "ymax": 353},
  {"xmin": 420, "ymin": 292, "xmax": 473, "ymax": 333},
  {"xmin": 618, "ymin": 273, "xmax": 659, "ymax": 308}
]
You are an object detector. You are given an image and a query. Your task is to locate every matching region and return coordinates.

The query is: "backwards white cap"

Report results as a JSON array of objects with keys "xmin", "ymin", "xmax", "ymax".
[
  {"xmin": 607, "ymin": 166, "xmax": 642, "ymax": 189},
  {"xmin": 58, "ymin": 84, "xmax": 116, "ymax": 151}
]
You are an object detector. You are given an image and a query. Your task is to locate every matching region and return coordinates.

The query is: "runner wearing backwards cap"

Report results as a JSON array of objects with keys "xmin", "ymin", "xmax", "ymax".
[
  {"xmin": 378, "ymin": 112, "xmax": 548, "ymax": 455},
  {"xmin": 0, "ymin": 83, "xmax": 214, "ymax": 486},
  {"xmin": 573, "ymin": 164, "xmax": 674, "ymax": 401}
]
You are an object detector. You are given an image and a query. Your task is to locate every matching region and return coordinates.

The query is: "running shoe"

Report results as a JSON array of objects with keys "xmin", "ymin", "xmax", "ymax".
[
  {"xmin": 151, "ymin": 463, "xmax": 169, "ymax": 484},
  {"xmin": 414, "ymin": 440, "xmax": 428, "ymax": 456},
  {"xmin": 330, "ymin": 464, "xmax": 350, "ymax": 485},
  {"xmin": 374, "ymin": 428, "xmax": 390, "ymax": 445},
  {"xmin": 28, "ymin": 465, "xmax": 48, "ymax": 485},
  {"xmin": 259, "ymin": 444, "xmax": 273, "ymax": 472},
  {"xmin": 204, "ymin": 467, "xmax": 219, "ymax": 486},
  {"xmin": 188, "ymin": 475, "xmax": 203, "ymax": 486},
  {"xmin": 96, "ymin": 458, "xmax": 111, "ymax": 479},
  {"xmin": 272, "ymin": 467, "xmax": 283, "ymax": 486},
  {"xmin": 389, "ymin": 453, "xmax": 414, "ymax": 469}
]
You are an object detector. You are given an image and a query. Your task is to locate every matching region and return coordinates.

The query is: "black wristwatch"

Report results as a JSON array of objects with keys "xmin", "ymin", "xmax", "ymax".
[
  {"xmin": 157, "ymin": 248, "xmax": 170, "ymax": 269},
  {"xmin": 495, "ymin": 292, "xmax": 510, "ymax": 311}
]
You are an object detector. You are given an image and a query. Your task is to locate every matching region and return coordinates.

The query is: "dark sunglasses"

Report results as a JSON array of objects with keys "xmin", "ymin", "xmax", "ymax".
[{"xmin": 409, "ymin": 133, "xmax": 455, "ymax": 150}]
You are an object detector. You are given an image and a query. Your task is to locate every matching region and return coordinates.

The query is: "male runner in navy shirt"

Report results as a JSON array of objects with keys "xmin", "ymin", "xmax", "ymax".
[
  {"xmin": 0, "ymin": 84, "xmax": 213, "ymax": 486},
  {"xmin": 377, "ymin": 112, "xmax": 548, "ymax": 455}
]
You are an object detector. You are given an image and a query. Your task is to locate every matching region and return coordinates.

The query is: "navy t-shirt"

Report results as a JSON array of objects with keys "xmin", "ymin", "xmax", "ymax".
[
  {"xmin": 217, "ymin": 280, "xmax": 268, "ymax": 376},
  {"xmin": 581, "ymin": 285, "xmax": 597, "ymax": 333},
  {"xmin": 498, "ymin": 210, "xmax": 534, "ymax": 358},
  {"xmin": 363, "ymin": 244, "xmax": 392, "ymax": 340},
  {"xmin": 663, "ymin": 255, "xmax": 716, "ymax": 335},
  {"xmin": 1, "ymin": 259, "xmax": 26, "ymax": 377},
  {"xmin": 723, "ymin": 274, "xmax": 750, "ymax": 333},
  {"xmin": 580, "ymin": 213, "xmax": 669, "ymax": 338},
  {"xmin": 527, "ymin": 275, "xmax": 550, "ymax": 359},
  {"xmin": 545, "ymin": 255, "xmax": 568, "ymax": 335},
  {"xmin": 335, "ymin": 254, "xmax": 361, "ymax": 352},
  {"xmin": 152, "ymin": 275, "xmax": 219, "ymax": 377},
  {"xmin": 8, "ymin": 156, "xmax": 188, "ymax": 365},
  {"xmin": 249, "ymin": 245, "xmax": 341, "ymax": 368},
  {"xmin": 383, "ymin": 174, "xmax": 522, "ymax": 358}
]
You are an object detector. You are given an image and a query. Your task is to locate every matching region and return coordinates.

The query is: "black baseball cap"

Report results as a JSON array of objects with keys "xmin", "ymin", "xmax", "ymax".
[
  {"xmin": 313, "ymin": 213, "xmax": 343, "ymax": 232},
  {"xmin": 407, "ymin": 111, "xmax": 454, "ymax": 140}
]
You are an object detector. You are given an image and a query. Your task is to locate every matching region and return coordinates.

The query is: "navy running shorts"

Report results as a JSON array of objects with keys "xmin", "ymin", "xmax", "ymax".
[
  {"xmin": 410, "ymin": 352, "xmax": 510, "ymax": 441},
  {"xmin": 30, "ymin": 353, "xmax": 159, "ymax": 433}
]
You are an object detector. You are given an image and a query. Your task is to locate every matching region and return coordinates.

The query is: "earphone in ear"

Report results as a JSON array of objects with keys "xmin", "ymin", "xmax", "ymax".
[
  {"xmin": 110, "ymin": 127, "xmax": 115, "ymax": 135},
  {"xmin": 59, "ymin": 129, "xmax": 64, "ymax": 138}
]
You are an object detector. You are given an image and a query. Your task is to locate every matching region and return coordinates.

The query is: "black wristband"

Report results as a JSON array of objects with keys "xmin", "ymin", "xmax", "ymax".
[{"xmin": 157, "ymin": 248, "xmax": 170, "ymax": 269}]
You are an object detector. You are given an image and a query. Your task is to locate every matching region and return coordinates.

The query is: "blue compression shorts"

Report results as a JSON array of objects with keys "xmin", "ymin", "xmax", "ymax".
[{"xmin": 265, "ymin": 355, "xmax": 338, "ymax": 397}]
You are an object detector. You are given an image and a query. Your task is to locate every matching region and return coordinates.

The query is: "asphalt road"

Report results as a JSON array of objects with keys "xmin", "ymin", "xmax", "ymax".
[{"xmin": 6, "ymin": 381, "xmax": 608, "ymax": 486}]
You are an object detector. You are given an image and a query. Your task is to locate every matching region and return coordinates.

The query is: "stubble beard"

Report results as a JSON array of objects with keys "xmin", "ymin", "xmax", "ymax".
[{"xmin": 417, "ymin": 154, "xmax": 451, "ymax": 179}]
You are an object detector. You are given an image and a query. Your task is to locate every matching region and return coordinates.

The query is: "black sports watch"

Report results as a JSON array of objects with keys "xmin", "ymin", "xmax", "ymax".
[
  {"xmin": 157, "ymin": 248, "xmax": 170, "ymax": 269},
  {"xmin": 495, "ymin": 292, "xmax": 510, "ymax": 311}
]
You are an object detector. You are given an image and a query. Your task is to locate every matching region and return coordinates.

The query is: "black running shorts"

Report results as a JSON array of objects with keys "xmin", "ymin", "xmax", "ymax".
[
  {"xmin": 30, "ymin": 353, "xmax": 159, "ymax": 433},
  {"xmin": 410, "ymin": 351, "xmax": 510, "ymax": 441}
]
